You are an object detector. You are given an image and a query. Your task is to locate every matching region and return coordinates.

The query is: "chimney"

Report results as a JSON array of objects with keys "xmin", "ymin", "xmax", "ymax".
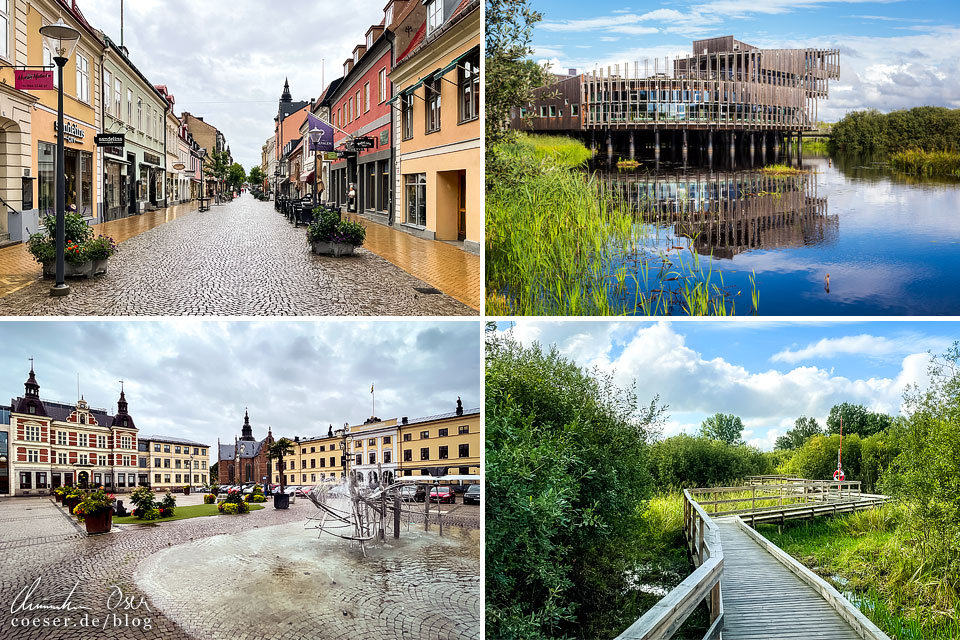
[
  {"xmin": 568, "ymin": 68, "xmax": 577, "ymax": 76},
  {"xmin": 401, "ymin": 417, "xmax": 408, "ymax": 425}
]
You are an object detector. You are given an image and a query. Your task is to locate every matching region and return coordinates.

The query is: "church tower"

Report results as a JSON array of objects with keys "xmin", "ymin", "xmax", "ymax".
[{"xmin": 240, "ymin": 408, "xmax": 255, "ymax": 441}]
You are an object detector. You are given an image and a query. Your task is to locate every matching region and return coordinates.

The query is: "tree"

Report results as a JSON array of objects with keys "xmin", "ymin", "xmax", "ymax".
[
  {"xmin": 826, "ymin": 402, "xmax": 892, "ymax": 438},
  {"xmin": 248, "ymin": 166, "xmax": 265, "ymax": 189},
  {"xmin": 775, "ymin": 416, "xmax": 824, "ymax": 450},
  {"xmin": 203, "ymin": 150, "xmax": 231, "ymax": 196},
  {"xmin": 649, "ymin": 434, "xmax": 769, "ymax": 489},
  {"xmin": 227, "ymin": 163, "xmax": 246, "ymax": 191},
  {"xmin": 700, "ymin": 413, "xmax": 744, "ymax": 445},
  {"xmin": 486, "ymin": 331, "xmax": 664, "ymax": 639},
  {"xmin": 267, "ymin": 438, "xmax": 295, "ymax": 494},
  {"xmin": 485, "ymin": 0, "xmax": 549, "ymax": 144},
  {"xmin": 209, "ymin": 461, "xmax": 218, "ymax": 484}
]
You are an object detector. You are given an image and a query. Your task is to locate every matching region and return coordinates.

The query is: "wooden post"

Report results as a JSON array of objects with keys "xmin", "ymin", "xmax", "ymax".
[{"xmin": 394, "ymin": 494, "xmax": 400, "ymax": 539}]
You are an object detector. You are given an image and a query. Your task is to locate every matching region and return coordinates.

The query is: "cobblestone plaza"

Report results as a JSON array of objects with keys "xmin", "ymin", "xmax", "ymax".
[{"xmin": 0, "ymin": 497, "xmax": 481, "ymax": 640}]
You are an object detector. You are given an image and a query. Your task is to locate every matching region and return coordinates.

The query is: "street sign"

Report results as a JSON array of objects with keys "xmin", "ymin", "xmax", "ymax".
[
  {"xmin": 833, "ymin": 468, "xmax": 845, "ymax": 482},
  {"xmin": 95, "ymin": 133, "xmax": 125, "ymax": 147},
  {"xmin": 353, "ymin": 136, "xmax": 375, "ymax": 150}
]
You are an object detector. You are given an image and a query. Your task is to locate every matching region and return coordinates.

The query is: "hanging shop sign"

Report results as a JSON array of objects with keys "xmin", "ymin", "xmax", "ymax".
[
  {"xmin": 142, "ymin": 152, "xmax": 162, "ymax": 166},
  {"xmin": 173, "ymin": 163, "xmax": 186, "ymax": 170},
  {"xmin": 95, "ymin": 133, "xmax": 125, "ymax": 147},
  {"xmin": 352, "ymin": 136, "xmax": 375, "ymax": 150},
  {"xmin": 53, "ymin": 119, "xmax": 86, "ymax": 144},
  {"xmin": 379, "ymin": 129, "xmax": 389, "ymax": 146},
  {"xmin": 307, "ymin": 113, "xmax": 335, "ymax": 152},
  {"xmin": 15, "ymin": 69, "xmax": 54, "ymax": 91}
]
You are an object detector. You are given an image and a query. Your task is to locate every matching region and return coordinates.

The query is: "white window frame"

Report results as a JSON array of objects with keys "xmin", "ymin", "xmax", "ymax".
[
  {"xmin": 25, "ymin": 424, "xmax": 40, "ymax": 441},
  {"xmin": 364, "ymin": 82, "xmax": 370, "ymax": 113},
  {"xmin": 427, "ymin": 0, "xmax": 444, "ymax": 36},
  {"xmin": 379, "ymin": 68, "xmax": 386, "ymax": 103},
  {"xmin": 127, "ymin": 88, "xmax": 133, "ymax": 123},
  {"xmin": 103, "ymin": 69, "xmax": 112, "ymax": 115},
  {"xmin": 75, "ymin": 52, "xmax": 90, "ymax": 103},
  {"xmin": 78, "ymin": 433, "xmax": 88, "ymax": 447},
  {"xmin": 43, "ymin": 46, "xmax": 59, "ymax": 88},
  {"xmin": 27, "ymin": 449, "xmax": 39, "ymax": 463}
]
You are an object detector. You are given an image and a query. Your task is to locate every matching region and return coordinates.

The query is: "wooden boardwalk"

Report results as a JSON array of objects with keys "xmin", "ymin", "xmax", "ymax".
[{"xmin": 716, "ymin": 518, "xmax": 862, "ymax": 639}]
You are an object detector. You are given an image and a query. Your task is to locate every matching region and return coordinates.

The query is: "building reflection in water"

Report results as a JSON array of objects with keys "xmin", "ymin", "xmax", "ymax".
[{"xmin": 599, "ymin": 167, "xmax": 838, "ymax": 259}]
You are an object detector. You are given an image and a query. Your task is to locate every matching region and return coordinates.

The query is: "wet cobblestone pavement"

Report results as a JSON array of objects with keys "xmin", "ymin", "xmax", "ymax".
[
  {"xmin": 0, "ymin": 195, "xmax": 473, "ymax": 316},
  {"xmin": 0, "ymin": 497, "xmax": 480, "ymax": 640}
]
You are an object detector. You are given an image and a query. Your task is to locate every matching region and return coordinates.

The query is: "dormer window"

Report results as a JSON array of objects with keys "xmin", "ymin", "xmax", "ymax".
[
  {"xmin": 28, "ymin": 406, "xmax": 36, "ymax": 414},
  {"xmin": 427, "ymin": 0, "xmax": 444, "ymax": 36},
  {"xmin": 353, "ymin": 50, "xmax": 359, "ymax": 64},
  {"xmin": 366, "ymin": 32, "xmax": 373, "ymax": 49}
]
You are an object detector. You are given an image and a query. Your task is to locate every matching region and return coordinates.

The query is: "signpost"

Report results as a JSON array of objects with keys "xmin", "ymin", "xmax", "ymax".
[
  {"xmin": 94, "ymin": 133, "xmax": 125, "ymax": 147},
  {"xmin": 14, "ymin": 69, "xmax": 54, "ymax": 91}
]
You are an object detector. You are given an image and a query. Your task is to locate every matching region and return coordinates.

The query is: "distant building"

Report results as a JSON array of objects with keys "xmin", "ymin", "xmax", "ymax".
[
  {"xmin": 217, "ymin": 409, "xmax": 275, "ymax": 485},
  {"xmin": 138, "ymin": 435, "xmax": 210, "ymax": 490},
  {"xmin": 397, "ymin": 402, "xmax": 481, "ymax": 477}
]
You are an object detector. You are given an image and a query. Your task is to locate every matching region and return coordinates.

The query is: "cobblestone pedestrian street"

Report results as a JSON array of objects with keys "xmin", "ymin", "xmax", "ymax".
[
  {"xmin": 0, "ymin": 497, "xmax": 480, "ymax": 640},
  {"xmin": 0, "ymin": 195, "xmax": 475, "ymax": 316}
]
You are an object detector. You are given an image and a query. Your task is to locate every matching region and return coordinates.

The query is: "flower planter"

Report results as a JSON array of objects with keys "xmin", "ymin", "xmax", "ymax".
[
  {"xmin": 65, "ymin": 496, "xmax": 81, "ymax": 514},
  {"xmin": 92, "ymin": 258, "xmax": 108, "ymax": 275},
  {"xmin": 311, "ymin": 240, "xmax": 356, "ymax": 257},
  {"xmin": 274, "ymin": 493, "xmax": 290, "ymax": 509},
  {"xmin": 84, "ymin": 509, "xmax": 113, "ymax": 534},
  {"xmin": 42, "ymin": 261, "xmax": 95, "ymax": 279},
  {"xmin": 183, "ymin": 487, "xmax": 190, "ymax": 495}
]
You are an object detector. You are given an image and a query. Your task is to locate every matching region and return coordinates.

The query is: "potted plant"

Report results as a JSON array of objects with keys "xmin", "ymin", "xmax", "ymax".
[
  {"xmin": 267, "ymin": 438, "xmax": 295, "ymax": 509},
  {"xmin": 182, "ymin": 485, "xmax": 190, "ymax": 496},
  {"xmin": 203, "ymin": 493, "xmax": 217, "ymax": 504},
  {"xmin": 306, "ymin": 208, "xmax": 366, "ymax": 256},
  {"xmin": 73, "ymin": 489, "xmax": 115, "ymax": 534},
  {"xmin": 84, "ymin": 235, "xmax": 117, "ymax": 275},
  {"xmin": 53, "ymin": 486, "xmax": 67, "ymax": 503},
  {"xmin": 27, "ymin": 212, "xmax": 117, "ymax": 278},
  {"xmin": 64, "ymin": 489, "xmax": 84, "ymax": 514}
]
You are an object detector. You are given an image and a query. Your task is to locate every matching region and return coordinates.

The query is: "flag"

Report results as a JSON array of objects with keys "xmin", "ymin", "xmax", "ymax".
[
  {"xmin": 371, "ymin": 383, "xmax": 374, "ymax": 394},
  {"xmin": 307, "ymin": 113, "xmax": 334, "ymax": 152}
]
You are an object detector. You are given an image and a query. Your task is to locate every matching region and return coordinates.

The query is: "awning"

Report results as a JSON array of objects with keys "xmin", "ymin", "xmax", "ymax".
[{"xmin": 299, "ymin": 170, "xmax": 314, "ymax": 183}]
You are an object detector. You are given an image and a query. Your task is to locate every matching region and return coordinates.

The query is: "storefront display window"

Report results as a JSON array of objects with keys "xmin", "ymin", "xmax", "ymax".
[
  {"xmin": 405, "ymin": 173, "xmax": 426, "ymax": 227},
  {"xmin": 38, "ymin": 143, "xmax": 93, "ymax": 216}
]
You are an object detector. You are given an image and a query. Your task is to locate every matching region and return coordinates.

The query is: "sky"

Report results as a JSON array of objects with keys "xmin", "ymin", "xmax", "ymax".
[
  {"xmin": 0, "ymin": 320, "xmax": 482, "ymax": 451},
  {"xmin": 529, "ymin": 0, "xmax": 960, "ymax": 121},
  {"xmin": 497, "ymin": 320, "xmax": 959, "ymax": 450},
  {"xmin": 74, "ymin": 0, "xmax": 390, "ymax": 170}
]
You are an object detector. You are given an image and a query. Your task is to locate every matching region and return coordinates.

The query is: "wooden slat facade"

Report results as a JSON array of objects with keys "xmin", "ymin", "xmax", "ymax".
[{"xmin": 511, "ymin": 36, "xmax": 840, "ymax": 134}]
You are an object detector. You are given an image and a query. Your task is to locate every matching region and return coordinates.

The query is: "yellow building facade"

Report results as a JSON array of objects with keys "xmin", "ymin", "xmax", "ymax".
[
  {"xmin": 275, "ymin": 432, "xmax": 347, "ymax": 486},
  {"xmin": 390, "ymin": 0, "xmax": 481, "ymax": 251},
  {"xmin": 397, "ymin": 407, "xmax": 481, "ymax": 477},
  {"xmin": 141, "ymin": 436, "xmax": 210, "ymax": 490}
]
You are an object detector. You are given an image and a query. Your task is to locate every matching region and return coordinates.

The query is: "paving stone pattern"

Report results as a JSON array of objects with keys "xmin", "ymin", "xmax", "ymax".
[
  {"xmin": 0, "ymin": 196, "xmax": 473, "ymax": 316},
  {"xmin": 0, "ymin": 497, "xmax": 480, "ymax": 640}
]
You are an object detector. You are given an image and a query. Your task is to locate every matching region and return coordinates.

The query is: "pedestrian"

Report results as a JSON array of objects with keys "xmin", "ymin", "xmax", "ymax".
[{"xmin": 348, "ymin": 183, "xmax": 356, "ymax": 212}]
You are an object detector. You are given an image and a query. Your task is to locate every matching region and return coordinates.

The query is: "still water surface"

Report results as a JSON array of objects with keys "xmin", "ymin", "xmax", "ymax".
[{"xmin": 597, "ymin": 154, "xmax": 960, "ymax": 315}]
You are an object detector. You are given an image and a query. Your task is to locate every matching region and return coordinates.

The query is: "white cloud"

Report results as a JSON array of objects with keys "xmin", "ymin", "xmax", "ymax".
[{"xmin": 772, "ymin": 333, "xmax": 947, "ymax": 364}]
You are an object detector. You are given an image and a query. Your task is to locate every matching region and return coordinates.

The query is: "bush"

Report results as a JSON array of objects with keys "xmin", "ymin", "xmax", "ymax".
[
  {"xmin": 648, "ymin": 434, "xmax": 771, "ymax": 489},
  {"xmin": 245, "ymin": 493, "xmax": 266, "ymax": 503},
  {"xmin": 141, "ymin": 508, "xmax": 160, "ymax": 521},
  {"xmin": 158, "ymin": 492, "xmax": 176, "ymax": 517},
  {"xmin": 222, "ymin": 503, "xmax": 239, "ymax": 515},
  {"xmin": 83, "ymin": 235, "xmax": 117, "ymax": 260},
  {"xmin": 130, "ymin": 486, "xmax": 157, "ymax": 519},
  {"xmin": 306, "ymin": 208, "xmax": 366, "ymax": 246},
  {"xmin": 486, "ymin": 331, "xmax": 663, "ymax": 639},
  {"xmin": 204, "ymin": 494, "xmax": 216, "ymax": 504}
]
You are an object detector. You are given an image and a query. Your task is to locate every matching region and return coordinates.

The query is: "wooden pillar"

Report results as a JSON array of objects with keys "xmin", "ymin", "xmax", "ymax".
[
  {"xmin": 682, "ymin": 128, "xmax": 688, "ymax": 165},
  {"xmin": 629, "ymin": 130, "xmax": 635, "ymax": 160},
  {"xmin": 654, "ymin": 128, "xmax": 660, "ymax": 162}
]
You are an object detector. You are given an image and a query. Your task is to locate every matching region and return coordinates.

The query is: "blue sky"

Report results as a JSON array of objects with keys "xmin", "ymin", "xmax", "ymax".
[
  {"xmin": 498, "ymin": 320, "xmax": 958, "ymax": 450},
  {"xmin": 529, "ymin": 0, "xmax": 960, "ymax": 120}
]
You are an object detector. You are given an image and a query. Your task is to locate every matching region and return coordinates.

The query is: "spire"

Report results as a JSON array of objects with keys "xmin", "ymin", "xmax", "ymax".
[
  {"xmin": 240, "ymin": 408, "xmax": 255, "ymax": 441},
  {"xmin": 281, "ymin": 77, "xmax": 292, "ymax": 103},
  {"xmin": 16, "ymin": 359, "xmax": 47, "ymax": 416},
  {"xmin": 114, "ymin": 382, "xmax": 135, "ymax": 429}
]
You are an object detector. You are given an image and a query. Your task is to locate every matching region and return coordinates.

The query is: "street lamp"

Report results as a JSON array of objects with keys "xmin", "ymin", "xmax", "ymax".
[
  {"xmin": 39, "ymin": 18, "xmax": 81, "ymax": 297},
  {"xmin": 309, "ymin": 125, "xmax": 323, "ymax": 208}
]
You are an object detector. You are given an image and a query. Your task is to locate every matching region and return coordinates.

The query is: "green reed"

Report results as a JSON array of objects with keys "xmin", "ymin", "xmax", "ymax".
[
  {"xmin": 486, "ymin": 137, "xmax": 758, "ymax": 316},
  {"xmin": 889, "ymin": 149, "xmax": 960, "ymax": 178}
]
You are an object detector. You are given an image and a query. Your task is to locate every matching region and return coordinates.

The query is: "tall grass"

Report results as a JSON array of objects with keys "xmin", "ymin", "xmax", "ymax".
[
  {"xmin": 486, "ymin": 135, "xmax": 758, "ymax": 316},
  {"xmin": 758, "ymin": 503, "xmax": 960, "ymax": 640},
  {"xmin": 889, "ymin": 149, "xmax": 960, "ymax": 178},
  {"xmin": 792, "ymin": 138, "xmax": 831, "ymax": 154}
]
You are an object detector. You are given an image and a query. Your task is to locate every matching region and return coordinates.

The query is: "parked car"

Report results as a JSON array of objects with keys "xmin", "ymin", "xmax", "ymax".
[
  {"xmin": 242, "ymin": 484, "xmax": 259, "ymax": 495},
  {"xmin": 295, "ymin": 485, "xmax": 315, "ymax": 498},
  {"xmin": 282, "ymin": 485, "xmax": 299, "ymax": 496},
  {"xmin": 429, "ymin": 486, "xmax": 456, "ymax": 504},
  {"xmin": 398, "ymin": 485, "xmax": 418, "ymax": 502},
  {"xmin": 463, "ymin": 484, "xmax": 481, "ymax": 505}
]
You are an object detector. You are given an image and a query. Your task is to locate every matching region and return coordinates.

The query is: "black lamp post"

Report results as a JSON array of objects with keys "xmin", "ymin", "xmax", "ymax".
[{"xmin": 40, "ymin": 18, "xmax": 81, "ymax": 297}]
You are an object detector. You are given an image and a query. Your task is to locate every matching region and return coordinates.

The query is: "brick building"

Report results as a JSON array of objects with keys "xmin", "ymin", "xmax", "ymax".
[
  {"xmin": 217, "ymin": 409, "xmax": 274, "ymax": 485},
  {"xmin": 7, "ymin": 364, "xmax": 140, "ymax": 495}
]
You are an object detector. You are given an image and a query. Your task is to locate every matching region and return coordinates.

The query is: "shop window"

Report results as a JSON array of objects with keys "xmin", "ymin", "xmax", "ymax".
[
  {"xmin": 379, "ymin": 161, "xmax": 389, "ymax": 212},
  {"xmin": 459, "ymin": 50, "xmax": 480, "ymax": 123},
  {"xmin": 404, "ymin": 174, "xmax": 426, "ymax": 227},
  {"xmin": 19, "ymin": 472, "xmax": 32, "ymax": 489},
  {"xmin": 366, "ymin": 162, "xmax": 377, "ymax": 211}
]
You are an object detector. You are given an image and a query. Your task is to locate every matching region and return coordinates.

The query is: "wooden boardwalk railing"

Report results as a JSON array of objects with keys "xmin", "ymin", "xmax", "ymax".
[
  {"xmin": 615, "ymin": 489, "xmax": 723, "ymax": 640},
  {"xmin": 614, "ymin": 480, "xmax": 892, "ymax": 640}
]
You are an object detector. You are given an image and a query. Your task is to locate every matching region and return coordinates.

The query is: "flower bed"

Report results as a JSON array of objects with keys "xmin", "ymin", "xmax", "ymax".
[
  {"xmin": 218, "ymin": 488, "xmax": 250, "ymax": 514},
  {"xmin": 204, "ymin": 493, "xmax": 217, "ymax": 504},
  {"xmin": 28, "ymin": 212, "xmax": 116, "ymax": 278}
]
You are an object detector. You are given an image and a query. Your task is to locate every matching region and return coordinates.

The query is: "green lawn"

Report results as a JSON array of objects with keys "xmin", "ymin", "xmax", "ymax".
[{"xmin": 112, "ymin": 502, "xmax": 264, "ymax": 524}]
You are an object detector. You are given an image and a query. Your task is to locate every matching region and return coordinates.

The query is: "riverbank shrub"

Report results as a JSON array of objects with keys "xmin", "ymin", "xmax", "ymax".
[
  {"xmin": 830, "ymin": 106, "xmax": 960, "ymax": 156},
  {"xmin": 485, "ymin": 330, "xmax": 664, "ymax": 639},
  {"xmin": 648, "ymin": 434, "xmax": 770, "ymax": 489}
]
